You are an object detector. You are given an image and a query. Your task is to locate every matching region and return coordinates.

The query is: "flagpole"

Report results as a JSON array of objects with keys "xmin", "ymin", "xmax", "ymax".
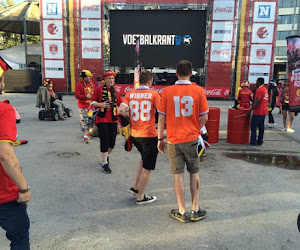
[{"xmin": 134, "ymin": 37, "xmax": 141, "ymax": 89}]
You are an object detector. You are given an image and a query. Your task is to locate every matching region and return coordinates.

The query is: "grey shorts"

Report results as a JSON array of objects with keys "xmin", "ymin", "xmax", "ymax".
[{"xmin": 167, "ymin": 139, "xmax": 200, "ymax": 174}]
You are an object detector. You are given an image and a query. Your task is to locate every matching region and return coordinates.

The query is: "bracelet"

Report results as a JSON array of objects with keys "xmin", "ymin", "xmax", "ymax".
[
  {"xmin": 19, "ymin": 185, "xmax": 30, "ymax": 193},
  {"xmin": 158, "ymin": 138, "xmax": 163, "ymax": 141}
]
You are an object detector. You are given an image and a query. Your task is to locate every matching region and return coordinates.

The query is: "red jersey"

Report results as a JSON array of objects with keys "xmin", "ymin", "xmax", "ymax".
[
  {"xmin": 122, "ymin": 86, "xmax": 160, "ymax": 138},
  {"xmin": 253, "ymin": 85, "xmax": 268, "ymax": 115},
  {"xmin": 75, "ymin": 80, "xmax": 95, "ymax": 109},
  {"xmin": 158, "ymin": 80, "xmax": 209, "ymax": 144},
  {"xmin": 238, "ymin": 88, "xmax": 252, "ymax": 103},
  {"xmin": 0, "ymin": 102, "xmax": 18, "ymax": 204},
  {"xmin": 91, "ymin": 85, "xmax": 123, "ymax": 124}
]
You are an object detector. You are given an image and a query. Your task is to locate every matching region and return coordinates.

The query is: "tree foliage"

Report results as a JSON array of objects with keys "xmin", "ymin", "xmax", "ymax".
[{"xmin": 0, "ymin": 0, "xmax": 40, "ymax": 50}]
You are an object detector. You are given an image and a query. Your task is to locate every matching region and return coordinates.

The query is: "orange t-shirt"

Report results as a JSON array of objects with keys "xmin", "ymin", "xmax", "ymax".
[
  {"xmin": 158, "ymin": 81, "xmax": 209, "ymax": 144},
  {"xmin": 122, "ymin": 87, "xmax": 160, "ymax": 138}
]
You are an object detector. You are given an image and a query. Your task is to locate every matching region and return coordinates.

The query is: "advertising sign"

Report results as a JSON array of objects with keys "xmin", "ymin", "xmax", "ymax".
[
  {"xmin": 82, "ymin": 40, "xmax": 102, "ymax": 59},
  {"xmin": 81, "ymin": 19, "xmax": 102, "ymax": 39},
  {"xmin": 253, "ymin": 2, "xmax": 276, "ymax": 22},
  {"xmin": 211, "ymin": 21, "xmax": 234, "ymax": 42},
  {"xmin": 44, "ymin": 40, "xmax": 64, "ymax": 59},
  {"xmin": 251, "ymin": 23, "xmax": 274, "ymax": 44},
  {"xmin": 250, "ymin": 44, "xmax": 272, "ymax": 64},
  {"xmin": 110, "ymin": 10, "xmax": 207, "ymax": 68},
  {"xmin": 43, "ymin": 20, "xmax": 63, "ymax": 39},
  {"xmin": 286, "ymin": 36, "xmax": 300, "ymax": 112},
  {"xmin": 44, "ymin": 60, "xmax": 65, "ymax": 78},
  {"xmin": 42, "ymin": 0, "xmax": 63, "ymax": 19},
  {"xmin": 210, "ymin": 42, "xmax": 232, "ymax": 62},
  {"xmin": 248, "ymin": 64, "xmax": 270, "ymax": 84},
  {"xmin": 81, "ymin": 0, "xmax": 101, "ymax": 18},
  {"xmin": 213, "ymin": 0, "xmax": 235, "ymax": 21}
]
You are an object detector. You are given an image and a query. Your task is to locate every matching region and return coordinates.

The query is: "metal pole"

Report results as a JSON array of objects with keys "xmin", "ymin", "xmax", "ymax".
[{"xmin": 23, "ymin": 16, "xmax": 28, "ymax": 68}]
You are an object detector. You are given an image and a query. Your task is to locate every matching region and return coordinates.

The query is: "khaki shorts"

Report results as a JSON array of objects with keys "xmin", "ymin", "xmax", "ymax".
[{"xmin": 167, "ymin": 139, "xmax": 200, "ymax": 174}]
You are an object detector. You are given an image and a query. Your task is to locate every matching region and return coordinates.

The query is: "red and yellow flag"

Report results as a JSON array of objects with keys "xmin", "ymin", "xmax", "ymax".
[{"xmin": 0, "ymin": 56, "xmax": 12, "ymax": 77}]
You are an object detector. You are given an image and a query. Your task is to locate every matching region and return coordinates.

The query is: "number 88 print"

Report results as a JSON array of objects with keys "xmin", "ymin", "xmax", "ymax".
[{"xmin": 129, "ymin": 100, "xmax": 152, "ymax": 121}]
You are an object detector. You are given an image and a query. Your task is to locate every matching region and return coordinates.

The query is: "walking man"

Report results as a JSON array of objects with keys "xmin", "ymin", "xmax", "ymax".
[
  {"xmin": 157, "ymin": 60, "xmax": 209, "ymax": 222},
  {"xmin": 0, "ymin": 101, "xmax": 31, "ymax": 249},
  {"xmin": 248, "ymin": 77, "xmax": 269, "ymax": 146},
  {"xmin": 119, "ymin": 70, "xmax": 160, "ymax": 204}
]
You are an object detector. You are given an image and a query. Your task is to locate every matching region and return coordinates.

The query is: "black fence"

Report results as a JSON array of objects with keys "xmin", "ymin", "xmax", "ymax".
[{"xmin": 3, "ymin": 70, "xmax": 42, "ymax": 93}]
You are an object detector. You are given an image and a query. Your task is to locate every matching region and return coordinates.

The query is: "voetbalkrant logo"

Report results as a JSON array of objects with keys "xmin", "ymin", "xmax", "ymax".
[{"xmin": 122, "ymin": 34, "xmax": 192, "ymax": 46}]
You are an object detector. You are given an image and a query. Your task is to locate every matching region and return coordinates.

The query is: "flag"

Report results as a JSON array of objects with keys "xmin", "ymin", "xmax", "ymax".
[
  {"xmin": 134, "ymin": 38, "xmax": 141, "ymax": 89},
  {"xmin": 0, "ymin": 56, "xmax": 12, "ymax": 77}
]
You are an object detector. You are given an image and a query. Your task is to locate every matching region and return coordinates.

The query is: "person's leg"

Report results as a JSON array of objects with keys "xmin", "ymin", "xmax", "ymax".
[
  {"xmin": 136, "ymin": 168, "xmax": 152, "ymax": 201},
  {"xmin": 0, "ymin": 201, "xmax": 30, "ymax": 250},
  {"xmin": 250, "ymin": 115, "xmax": 258, "ymax": 145},
  {"xmin": 257, "ymin": 115, "xmax": 265, "ymax": 145},
  {"xmin": 97, "ymin": 123, "xmax": 110, "ymax": 165},
  {"xmin": 53, "ymin": 100, "xmax": 64, "ymax": 118},
  {"xmin": 282, "ymin": 110, "xmax": 287, "ymax": 129},
  {"xmin": 287, "ymin": 111, "xmax": 294, "ymax": 129},
  {"xmin": 79, "ymin": 109, "xmax": 89, "ymax": 140},
  {"xmin": 190, "ymin": 173, "xmax": 200, "ymax": 212},
  {"xmin": 132, "ymin": 160, "xmax": 143, "ymax": 190},
  {"xmin": 174, "ymin": 173, "xmax": 186, "ymax": 215},
  {"xmin": 107, "ymin": 123, "xmax": 118, "ymax": 163}
]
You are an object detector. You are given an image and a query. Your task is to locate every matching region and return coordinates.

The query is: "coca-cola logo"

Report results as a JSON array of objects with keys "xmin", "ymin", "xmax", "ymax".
[
  {"xmin": 151, "ymin": 87, "xmax": 164, "ymax": 94},
  {"xmin": 114, "ymin": 86, "xmax": 121, "ymax": 92},
  {"xmin": 82, "ymin": 5, "xmax": 100, "ymax": 11},
  {"xmin": 212, "ymin": 49, "xmax": 230, "ymax": 56},
  {"xmin": 215, "ymin": 7, "xmax": 233, "ymax": 13},
  {"xmin": 125, "ymin": 86, "xmax": 134, "ymax": 93},
  {"xmin": 83, "ymin": 46, "xmax": 100, "ymax": 52},
  {"xmin": 224, "ymin": 90, "xmax": 230, "ymax": 96},
  {"xmin": 204, "ymin": 89, "xmax": 222, "ymax": 96}
]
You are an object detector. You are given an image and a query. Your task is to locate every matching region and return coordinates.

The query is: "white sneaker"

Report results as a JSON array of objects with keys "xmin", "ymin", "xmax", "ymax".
[
  {"xmin": 273, "ymin": 123, "xmax": 277, "ymax": 126},
  {"xmin": 281, "ymin": 128, "xmax": 287, "ymax": 132},
  {"xmin": 287, "ymin": 128, "xmax": 295, "ymax": 133},
  {"xmin": 267, "ymin": 123, "xmax": 273, "ymax": 127}
]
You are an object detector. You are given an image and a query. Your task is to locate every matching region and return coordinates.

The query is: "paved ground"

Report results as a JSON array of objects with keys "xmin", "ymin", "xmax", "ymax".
[{"xmin": 0, "ymin": 93, "xmax": 300, "ymax": 250}]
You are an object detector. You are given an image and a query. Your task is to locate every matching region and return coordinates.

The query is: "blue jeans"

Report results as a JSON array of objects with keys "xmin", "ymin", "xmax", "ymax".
[
  {"xmin": 0, "ymin": 200, "xmax": 30, "ymax": 250},
  {"xmin": 250, "ymin": 114, "xmax": 266, "ymax": 145}
]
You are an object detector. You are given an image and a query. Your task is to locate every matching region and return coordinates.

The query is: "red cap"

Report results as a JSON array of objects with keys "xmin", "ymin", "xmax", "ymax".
[{"xmin": 103, "ymin": 71, "xmax": 116, "ymax": 79}]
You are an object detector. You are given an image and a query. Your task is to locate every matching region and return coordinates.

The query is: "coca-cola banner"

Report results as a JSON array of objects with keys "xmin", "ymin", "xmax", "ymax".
[
  {"xmin": 286, "ymin": 36, "xmax": 300, "ymax": 112},
  {"xmin": 206, "ymin": 0, "xmax": 237, "ymax": 89},
  {"xmin": 114, "ymin": 84, "xmax": 230, "ymax": 98},
  {"xmin": 80, "ymin": 0, "xmax": 103, "ymax": 83},
  {"xmin": 105, "ymin": 0, "xmax": 209, "ymax": 3}
]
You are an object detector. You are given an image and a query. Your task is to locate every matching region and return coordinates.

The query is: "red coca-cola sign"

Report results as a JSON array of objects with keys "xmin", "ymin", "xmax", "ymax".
[
  {"xmin": 82, "ymin": 5, "xmax": 100, "ymax": 11},
  {"xmin": 212, "ymin": 49, "xmax": 230, "ymax": 56},
  {"xmin": 215, "ymin": 7, "xmax": 233, "ymax": 13},
  {"xmin": 83, "ymin": 46, "xmax": 100, "ymax": 52}
]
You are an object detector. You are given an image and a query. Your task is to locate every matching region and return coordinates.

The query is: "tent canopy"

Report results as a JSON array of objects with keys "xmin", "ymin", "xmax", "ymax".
[{"xmin": 0, "ymin": 0, "xmax": 40, "ymax": 35}]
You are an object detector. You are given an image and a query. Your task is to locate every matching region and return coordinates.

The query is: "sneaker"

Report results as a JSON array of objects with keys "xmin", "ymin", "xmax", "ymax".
[
  {"xmin": 191, "ymin": 208, "xmax": 207, "ymax": 222},
  {"xmin": 281, "ymin": 128, "xmax": 287, "ymax": 132},
  {"xmin": 267, "ymin": 123, "xmax": 273, "ymax": 128},
  {"xmin": 273, "ymin": 123, "xmax": 277, "ymax": 126},
  {"xmin": 83, "ymin": 137, "xmax": 89, "ymax": 144},
  {"xmin": 87, "ymin": 133, "xmax": 92, "ymax": 140},
  {"xmin": 101, "ymin": 164, "xmax": 111, "ymax": 174},
  {"xmin": 287, "ymin": 128, "xmax": 295, "ymax": 133},
  {"xmin": 169, "ymin": 209, "xmax": 188, "ymax": 223},
  {"xmin": 136, "ymin": 194, "xmax": 157, "ymax": 205},
  {"xmin": 128, "ymin": 187, "xmax": 138, "ymax": 196}
]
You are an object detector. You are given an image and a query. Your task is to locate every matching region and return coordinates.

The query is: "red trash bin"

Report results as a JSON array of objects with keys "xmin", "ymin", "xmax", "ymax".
[
  {"xmin": 227, "ymin": 108, "xmax": 250, "ymax": 144},
  {"xmin": 206, "ymin": 107, "xmax": 220, "ymax": 143}
]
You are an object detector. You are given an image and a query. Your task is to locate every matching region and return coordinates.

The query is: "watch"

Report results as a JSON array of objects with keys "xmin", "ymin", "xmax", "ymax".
[{"xmin": 19, "ymin": 185, "xmax": 30, "ymax": 193}]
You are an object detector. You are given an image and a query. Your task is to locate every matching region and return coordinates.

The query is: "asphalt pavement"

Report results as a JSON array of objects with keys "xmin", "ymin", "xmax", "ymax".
[{"xmin": 0, "ymin": 93, "xmax": 300, "ymax": 250}]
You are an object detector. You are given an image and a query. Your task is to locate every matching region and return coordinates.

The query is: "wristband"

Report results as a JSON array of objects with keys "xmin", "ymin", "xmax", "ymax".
[
  {"xmin": 158, "ymin": 138, "xmax": 163, "ymax": 141},
  {"xmin": 19, "ymin": 185, "xmax": 30, "ymax": 193}
]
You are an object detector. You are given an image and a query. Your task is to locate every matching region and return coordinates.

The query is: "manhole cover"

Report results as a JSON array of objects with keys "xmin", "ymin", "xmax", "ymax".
[{"xmin": 57, "ymin": 152, "xmax": 80, "ymax": 158}]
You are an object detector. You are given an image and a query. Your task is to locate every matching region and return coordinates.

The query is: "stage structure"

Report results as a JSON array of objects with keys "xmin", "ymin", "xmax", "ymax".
[{"xmin": 40, "ymin": 0, "xmax": 279, "ymax": 97}]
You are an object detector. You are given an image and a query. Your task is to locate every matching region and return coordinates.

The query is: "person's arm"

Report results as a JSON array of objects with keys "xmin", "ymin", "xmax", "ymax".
[
  {"xmin": 200, "ymin": 114, "xmax": 208, "ymax": 129},
  {"xmin": 75, "ymin": 83, "xmax": 88, "ymax": 100},
  {"xmin": 157, "ymin": 113, "xmax": 166, "ymax": 154},
  {"xmin": 118, "ymin": 103, "xmax": 130, "ymax": 119},
  {"xmin": 0, "ymin": 142, "xmax": 31, "ymax": 203},
  {"xmin": 247, "ymin": 98, "xmax": 261, "ymax": 115}
]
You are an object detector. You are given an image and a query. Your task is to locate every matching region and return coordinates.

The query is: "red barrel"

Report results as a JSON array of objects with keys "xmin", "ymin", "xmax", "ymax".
[
  {"xmin": 227, "ymin": 108, "xmax": 250, "ymax": 144},
  {"xmin": 206, "ymin": 107, "xmax": 220, "ymax": 143}
]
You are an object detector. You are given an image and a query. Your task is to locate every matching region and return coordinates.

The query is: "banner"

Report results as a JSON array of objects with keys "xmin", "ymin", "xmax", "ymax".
[
  {"xmin": 206, "ymin": 0, "xmax": 237, "ymax": 88},
  {"xmin": 286, "ymin": 36, "xmax": 300, "ymax": 112}
]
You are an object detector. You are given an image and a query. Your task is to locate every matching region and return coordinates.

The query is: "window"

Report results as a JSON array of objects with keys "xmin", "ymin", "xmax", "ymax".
[
  {"xmin": 282, "ymin": 0, "xmax": 293, "ymax": 8},
  {"xmin": 277, "ymin": 31, "xmax": 291, "ymax": 40},
  {"xmin": 278, "ymin": 47, "xmax": 287, "ymax": 56},
  {"xmin": 278, "ymin": 15, "xmax": 292, "ymax": 24}
]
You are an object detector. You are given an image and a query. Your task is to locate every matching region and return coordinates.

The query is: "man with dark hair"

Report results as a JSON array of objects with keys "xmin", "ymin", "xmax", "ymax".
[
  {"xmin": 0, "ymin": 101, "xmax": 31, "ymax": 249},
  {"xmin": 247, "ymin": 77, "xmax": 268, "ymax": 146},
  {"xmin": 119, "ymin": 70, "xmax": 160, "ymax": 204},
  {"xmin": 157, "ymin": 60, "xmax": 209, "ymax": 223}
]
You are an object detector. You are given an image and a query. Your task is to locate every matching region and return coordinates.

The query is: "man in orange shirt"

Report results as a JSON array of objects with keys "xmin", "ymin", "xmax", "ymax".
[
  {"xmin": 119, "ymin": 70, "xmax": 160, "ymax": 204},
  {"xmin": 157, "ymin": 60, "xmax": 209, "ymax": 223}
]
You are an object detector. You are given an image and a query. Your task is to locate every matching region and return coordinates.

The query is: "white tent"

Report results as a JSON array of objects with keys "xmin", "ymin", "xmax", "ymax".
[{"xmin": 0, "ymin": 43, "xmax": 41, "ymax": 69}]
